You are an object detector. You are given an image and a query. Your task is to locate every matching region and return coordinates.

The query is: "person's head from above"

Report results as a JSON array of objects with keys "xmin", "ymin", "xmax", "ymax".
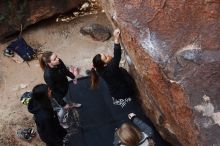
[
  {"xmin": 116, "ymin": 123, "xmax": 142, "ymax": 146},
  {"xmin": 92, "ymin": 53, "xmax": 112, "ymax": 69},
  {"xmin": 116, "ymin": 123, "xmax": 141, "ymax": 146},
  {"xmin": 32, "ymin": 84, "xmax": 52, "ymax": 107},
  {"xmin": 116, "ymin": 122, "xmax": 155, "ymax": 146},
  {"xmin": 90, "ymin": 53, "xmax": 112, "ymax": 89},
  {"xmin": 39, "ymin": 51, "xmax": 60, "ymax": 70}
]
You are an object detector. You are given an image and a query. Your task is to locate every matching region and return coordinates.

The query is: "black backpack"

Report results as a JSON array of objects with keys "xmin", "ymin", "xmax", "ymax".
[{"xmin": 6, "ymin": 36, "xmax": 36, "ymax": 61}]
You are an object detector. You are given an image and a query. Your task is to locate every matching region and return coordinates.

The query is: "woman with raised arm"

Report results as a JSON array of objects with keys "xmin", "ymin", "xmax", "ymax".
[{"xmin": 90, "ymin": 29, "xmax": 136, "ymax": 108}]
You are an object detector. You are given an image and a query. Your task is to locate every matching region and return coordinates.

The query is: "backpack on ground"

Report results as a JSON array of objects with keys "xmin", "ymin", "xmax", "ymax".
[
  {"xmin": 4, "ymin": 36, "xmax": 36, "ymax": 61},
  {"xmin": 20, "ymin": 92, "xmax": 32, "ymax": 105}
]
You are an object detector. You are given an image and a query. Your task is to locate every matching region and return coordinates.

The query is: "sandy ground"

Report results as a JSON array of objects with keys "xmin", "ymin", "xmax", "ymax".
[{"xmin": 0, "ymin": 13, "xmax": 117, "ymax": 146}]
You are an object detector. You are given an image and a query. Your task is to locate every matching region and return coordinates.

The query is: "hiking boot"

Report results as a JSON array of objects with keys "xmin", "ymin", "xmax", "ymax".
[
  {"xmin": 17, "ymin": 128, "xmax": 35, "ymax": 141},
  {"xmin": 3, "ymin": 49, "xmax": 14, "ymax": 57}
]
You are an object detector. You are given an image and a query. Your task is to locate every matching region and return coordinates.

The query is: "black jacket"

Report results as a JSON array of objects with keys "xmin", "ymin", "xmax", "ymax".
[
  {"xmin": 28, "ymin": 98, "xmax": 67, "ymax": 144},
  {"xmin": 97, "ymin": 43, "xmax": 135, "ymax": 99},
  {"xmin": 44, "ymin": 59, "xmax": 75, "ymax": 106}
]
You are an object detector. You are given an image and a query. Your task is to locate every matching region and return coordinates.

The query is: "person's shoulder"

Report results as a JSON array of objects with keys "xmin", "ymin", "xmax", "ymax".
[
  {"xmin": 44, "ymin": 68, "xmax": 49, "ymax": 75},
  {"xmin": 99, "ymin": 67, "xmax": 110, "ymax": 77},
  {"xmin": 44, "ymin": 67, "xmax": 53, "ymax": 78},
  {"xmin": 58, "ymin": 59, "xmax": 67, "ymax": 68},
  {"xmin": 106, "ymin": 60, "xmax": 118, "ymax": 68},
  {"xmin": 59, "ymin": 58, "xmax": 65, "ymax": 64}
]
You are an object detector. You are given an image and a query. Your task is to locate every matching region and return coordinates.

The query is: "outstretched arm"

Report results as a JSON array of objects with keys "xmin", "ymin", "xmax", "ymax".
[
  {"xmin": 59, "ymin": 59, "xmax": 75, "ymax": 79},
  {"xmin": 109, "ymin": 29, "xmax": 121, "ymax": 68}
]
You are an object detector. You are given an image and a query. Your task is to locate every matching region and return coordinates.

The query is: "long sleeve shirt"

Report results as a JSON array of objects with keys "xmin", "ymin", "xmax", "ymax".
[
  {"xmin": 44, "ymin": 59, "xmax": 75, "ymax": 106},
  {"xmin": 97, "ymin": 43, "xmax": 134, "ymax": 99}
]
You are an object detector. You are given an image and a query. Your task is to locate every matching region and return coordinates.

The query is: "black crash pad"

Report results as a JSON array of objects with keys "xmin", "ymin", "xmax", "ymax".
[{"xmin": 66, "ymin": 77, "xmax": 168, "ymax": 146}]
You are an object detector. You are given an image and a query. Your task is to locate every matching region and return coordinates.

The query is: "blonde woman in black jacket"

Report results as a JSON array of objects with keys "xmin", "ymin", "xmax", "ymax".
[{"xmin": 39, "ymin": 51, "xmax": 81, "ymax": 128}]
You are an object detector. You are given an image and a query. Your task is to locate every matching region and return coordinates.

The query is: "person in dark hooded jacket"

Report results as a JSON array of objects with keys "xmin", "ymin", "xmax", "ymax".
[{"xmin": 28, "ymin": 84, "xmax": 67, "ymax": 146}]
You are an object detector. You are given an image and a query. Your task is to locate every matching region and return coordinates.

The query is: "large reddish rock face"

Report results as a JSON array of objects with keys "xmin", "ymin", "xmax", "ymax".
[
  {"xmin": 0, "ymin": 0, "xmax": 84, "ymax": 41},
  {"xmin": 99, "ymin": 0, "xmax": 220, "ymax": 145}
]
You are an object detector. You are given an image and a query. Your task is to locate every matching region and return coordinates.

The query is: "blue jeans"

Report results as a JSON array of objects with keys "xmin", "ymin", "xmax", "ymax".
[
  {"xmin": 50, "ymin": 96, "xmax": 70, "ymax": 123},
  {"xmin": 51, "ymin": 96, "xmax": 80, "ymax": 127}
]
